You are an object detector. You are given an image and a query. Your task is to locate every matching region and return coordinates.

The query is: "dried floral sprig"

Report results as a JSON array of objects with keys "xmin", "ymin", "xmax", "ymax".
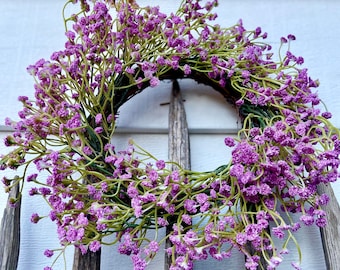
[{"xmin": 1, "ymin": 0, "xmax": 339, "ymax": 270}]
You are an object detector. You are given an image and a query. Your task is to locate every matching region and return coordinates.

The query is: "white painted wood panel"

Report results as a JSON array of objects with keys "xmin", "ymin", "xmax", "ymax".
[
  {"xmin": 117, "ymin": 79, "xmax": 241, "ymax": 132},
  {"xmin": 1, "ymin": 0, "xmax": 340, "ymax": 269}
]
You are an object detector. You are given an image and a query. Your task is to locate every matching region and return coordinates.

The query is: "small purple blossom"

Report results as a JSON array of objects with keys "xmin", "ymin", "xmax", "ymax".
[
  {"xmin": 272, "ymin": 227, "xmax": 285, "ymax": 239},
  {"xmin": 156, "ymin": 159, "xmax": 165, "ymax": 169},
  {"xmin": 224, "ymin": 136, "xmax": 235, "ymax": 147},
  {"xmin": 280, "ymin": 37, "xmax": 288, "ymax": 43},
  {"xmin": 83, "ymin": 146, "xmax": 93, "ymax": 155},
  {"xmin": 30, "ymin": 213, "xmax": 40, "ymax": 224},
  {"xmin": 150, "ymin": 76, "xmax": 160, "ymax": 87},
  {"xmin": 236, "ymin": 232, "xmax": 247, "ymax": 245},
  {"xmin": 291, "ymin": 262, "xmax": 302, "ymax": 270},
  {"xmin": 94, "ymin": 127, "xmax": 103, "ymax": 134},
  {"xmin": 300, "ymin": 214, "xmax": 314, "ymax": 226},
  {"xmin": 322, "ymin": 111, "xmax": 332, "ymax": 119},
  {"xmin": 132, "ymin": 254, "xmax": 147, "ymax": 270},
  {"xmin": 182, "ymin": 214, "xmax": 192, "ymax": 225},
  {"xmin": 44, "ymin": 249, "xmax": 54, "ymax": 258},
  {"xmin": 230, "ymin": 163, "xmax": 244, "ymax": 178},
  {"xmin": 27, "ymin": 173, "xmax": 38, "ymax": 182},
  {"xmin": 184, "ymin": 199, "xmax": 197, "ymax": 213},
  {"xmin": 95, "ymin": 113, "xmax": 102, "ymax": 124},
  {"xmin": 144, "ymin": 241, "xmax": 159, "ymax": 256},
  {"xmin": 232, "ymin": 141, "xmax": 259, "ymax": 165},
  {"xmin": 183, "ymin": 64, "xmax": 191, "ymax": 75},
  {"xmin": 89, "ymin": 240, "xmax": 101, "ymax": 252}
]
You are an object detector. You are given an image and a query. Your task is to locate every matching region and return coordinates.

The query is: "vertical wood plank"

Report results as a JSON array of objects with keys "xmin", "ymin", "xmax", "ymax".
[
  {"xmin": 0, "ymin": 184, "xmax": 21, "ymax": 270},
  {"xmin": 168, "ymin": 79, "xmax": 191, "ymax": 170},
  {"xmin": 73, "ymin": 248, "xmax": 101, "ymax": 270},
  {"xmin": 318, "ymin": 183, "xmax": 340, "ymax": 270},
  {"xmin": 165, "ymin": 80, "xmax": 191, "ymax": 270}
]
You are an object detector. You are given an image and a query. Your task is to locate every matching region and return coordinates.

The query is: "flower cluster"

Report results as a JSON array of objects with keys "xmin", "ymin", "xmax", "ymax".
[{"xmin": 1, "ymin": 0, "xmax": 339, "ymax": 270}]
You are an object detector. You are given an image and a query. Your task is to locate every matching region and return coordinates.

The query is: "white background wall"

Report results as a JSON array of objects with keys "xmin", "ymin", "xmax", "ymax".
[{"xmin": 1, "ymin": 1, "xmax": 340, "ymax": 269}]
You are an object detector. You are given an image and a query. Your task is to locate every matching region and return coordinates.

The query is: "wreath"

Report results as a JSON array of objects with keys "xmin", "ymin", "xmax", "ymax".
[{"xmin": 1, "ymin": 1, "xmax": 339, "ymax": 270}]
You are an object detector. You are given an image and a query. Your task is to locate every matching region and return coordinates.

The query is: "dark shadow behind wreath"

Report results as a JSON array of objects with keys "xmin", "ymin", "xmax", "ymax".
[{"xmin": 1, "ymin": 1, "xmax": 340, "ymax": 270}]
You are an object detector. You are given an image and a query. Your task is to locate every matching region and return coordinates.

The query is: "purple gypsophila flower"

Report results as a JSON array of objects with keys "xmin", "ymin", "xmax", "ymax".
[{"xmin": 232, "ymin": 141, "xmax": 259, "ymax": 165}]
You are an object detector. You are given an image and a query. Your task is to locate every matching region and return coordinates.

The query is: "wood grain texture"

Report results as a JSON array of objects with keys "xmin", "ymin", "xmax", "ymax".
[
  {"xmin": 0, "ymin": 184, "xmax": 21, "ymax": 270},
  {"xmin": 73, "ymin": 248, "xmax": 101, "ymax": 270},
  {"xmin": 168, "ymin": 79, "xmax": 191, "ymax": 171},
  {"xmin": 165, "ymin": 80, "xmax": 191, "ymax": 270},
  {"xmin": 318, "ymin": 183, "xmax": 340, "ymax": 270}
]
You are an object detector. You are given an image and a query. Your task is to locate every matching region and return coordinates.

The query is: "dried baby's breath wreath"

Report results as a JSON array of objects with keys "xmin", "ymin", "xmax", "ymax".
[{"xmin": 1, "ymin": 1, "xmax": 340, "ymax": 269}]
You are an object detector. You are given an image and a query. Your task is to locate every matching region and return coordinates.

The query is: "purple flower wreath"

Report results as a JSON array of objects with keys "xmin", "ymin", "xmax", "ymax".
[{"xmin": 1, "ymin": 0, "xmax": 339, "ymax": 269}]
